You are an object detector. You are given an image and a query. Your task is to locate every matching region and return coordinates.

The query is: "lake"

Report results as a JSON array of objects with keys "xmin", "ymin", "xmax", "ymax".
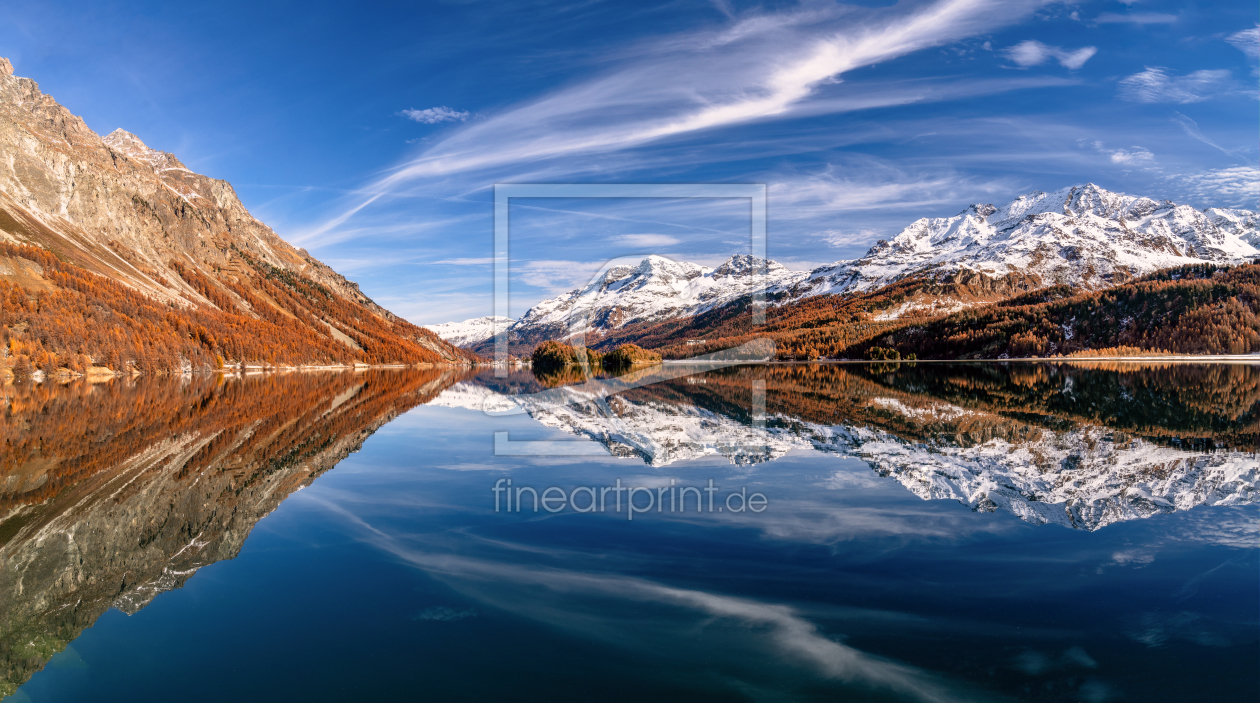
[{"xmin": 1, "ymin": 362, "xmax": 1257, "ymax": 702}]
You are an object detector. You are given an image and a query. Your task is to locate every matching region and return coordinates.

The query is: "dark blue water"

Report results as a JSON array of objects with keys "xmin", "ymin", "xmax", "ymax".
[{"xmin": 3, "ymin": 364, "xmax": 1257, "ymax": 702}]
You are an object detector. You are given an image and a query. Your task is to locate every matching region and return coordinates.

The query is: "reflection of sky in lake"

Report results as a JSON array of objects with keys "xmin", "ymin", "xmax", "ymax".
[{"xmin": 10, "ymin": 371, "xmax": 1256, "ymax": 703}]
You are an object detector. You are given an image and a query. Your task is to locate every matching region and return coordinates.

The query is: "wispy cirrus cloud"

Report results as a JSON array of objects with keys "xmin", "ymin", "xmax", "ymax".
[
  {"xmin": 1004, "ymin": 40, "xmax": 1096, "ymax": 69},
  {"xmin": 398, "ymin": 106, "xmax": 470, "ymax": 124},
  {"xmin": 1170, "ymin": 112, "xmax": 1234, "ymax": 156},
  {"xmin": 1094, "ymin": 12, "xmax": 1177, "ymax": 24},
  {"xmin": 1227, "ymin": 26, "xmax": 1259, "ymax": 75},
  {"xmin": 517, "ymin": 259, "xmax": 605, "ymax": 295},
  {"xmin": 1167, "ymin": 167, "xmax": 1260, "ymax": 209},
  {"xmin": 1079, "ymin": 139, "xmax": 1157, "ymax": 167},
  {"xmin": 396, "ymin": 0, "xmax": 1049, "ymax": 178},
  {"xmin": 817, "ymin": 228, "xmax": 883, "ymax": 249},
  {"xmin": 768, "ymin": 165, "xmax": 1011, "ymax": 219},
  {"xmin": 1227, "ymin": 26, "xmax": 1259, "ymax": 59},
  {"xmin": 1107, "ymin": 146, "xmax": 1155, "ymax": 165},
  {"xmin": 1118, "ymin": 67, "xmax": 1238, "ymax": 103},
  {"xmin": 615, "ymin": 233, "xmax": 681, "ymax": 248},
  {"xmin": 305, "ymin": 0, "xmax": 1053, "ymax": 240}
]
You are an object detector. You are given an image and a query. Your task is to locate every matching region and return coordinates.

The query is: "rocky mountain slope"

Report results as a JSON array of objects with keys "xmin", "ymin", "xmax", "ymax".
[
  {"xmin": 0, "ymin": 56, "xmax": 471, "ymax": 369},
  {"xmin": 443, "ymin": 184, "xmax": 1258, "ymax": 353}
]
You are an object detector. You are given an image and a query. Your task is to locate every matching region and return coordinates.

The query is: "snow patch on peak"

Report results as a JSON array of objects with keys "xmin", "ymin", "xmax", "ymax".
[
  {"xmin": 510, "ymin": 254, "xmax": 807, "ymax": 337},
  {"xmin": 714, "ymin": 254, "xmax": 786, "ymax": 278},
  {"xmin": 423, "ymin": 316, "xmax": 514, "ymax": 348},
  {"xmin": 795, "ymin": 183, "xmax": 1260, "ymax": 304},
  {"xmin": 486, "ymin": 184, "xmax": 1257, "ymax": 340}
]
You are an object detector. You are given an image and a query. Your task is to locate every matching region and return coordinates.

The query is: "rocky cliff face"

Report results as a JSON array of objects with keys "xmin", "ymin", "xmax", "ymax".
[
  {"xmin": 0, "ymin": 56, "xmax": 470, "ymax": 365},
  {"xmin": 0, "ymin": 368, "xmax": 469, "ymax": 696}
]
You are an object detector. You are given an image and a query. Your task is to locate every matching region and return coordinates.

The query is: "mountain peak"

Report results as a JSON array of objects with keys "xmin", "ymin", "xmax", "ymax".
[
  {"xmin": 714, "ymin": 254, "xmax": 786, "ymax": 278},
  {"xmin": 0, "ymin": 59, "xmax": 474, "ymax": 366},
  {"xmin": 633, "ymin": 255, "xmax": 707, "ymax": 280},
  {"xmin": 103, "ymin": 128, "xmax": 185, "ymax": 171},
  {"xmin": 800, "ymin": 184, "xmax": 1259, "ymax": 308},
  {"xmin": 104, "ymin": 128, "xmax": 150, "ymax": 151},
  {"xmin": 960, "ymin": 203, "xmax": 997, "ymax": 219},
  {"xmin": 0, "ymin": 57, "xmax": 12, "ymax": 77}
]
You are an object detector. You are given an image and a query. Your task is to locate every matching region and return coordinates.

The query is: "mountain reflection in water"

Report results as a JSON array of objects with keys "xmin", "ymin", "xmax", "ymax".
[
  {"xmin": 439, "ymin": 362, "xmax": 1259, "ymax": 531},
  {"xmin": 0, "ymin": 362, "xmax": 1256, "ymax": 702},
  {"xmin": 0, "ymin": 369, "xmax": 468, "ymax": 696}
]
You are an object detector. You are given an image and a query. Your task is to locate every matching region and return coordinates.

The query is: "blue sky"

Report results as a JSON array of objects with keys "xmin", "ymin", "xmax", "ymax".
[{"xmin": 2, "ymin": 0, "xmax": 1256, "ymax": 323}]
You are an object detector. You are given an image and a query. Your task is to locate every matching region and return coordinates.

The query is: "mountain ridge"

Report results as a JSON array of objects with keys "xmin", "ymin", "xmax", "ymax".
[
  {"xmin": 428, "ymin": 184, "xmax": 1258, "ymax": 352},
  {"xmin": 0, "ymin": 56, "xmax": 474, "ymax": 373}
]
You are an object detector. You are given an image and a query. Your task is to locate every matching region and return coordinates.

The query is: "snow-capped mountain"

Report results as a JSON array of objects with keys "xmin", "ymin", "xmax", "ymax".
[
  {"xmin": 424, "ymin": 316, "xmax": 514, "ymax": 348},
  {"xmin": 795, "ymin": 183, "xmax": 1260, "ymax": 301},
  {"xmin": 475, "ymin": 254, "xmax": 807, "ymax": 349},
  {"xmin": 433, "ymin": 184, "xmax": 1259, "ymax": 348}
]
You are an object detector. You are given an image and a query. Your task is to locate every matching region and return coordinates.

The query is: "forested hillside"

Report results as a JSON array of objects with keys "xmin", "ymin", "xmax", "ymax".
[
  {"xmin": 1, "ymin": 241, "xmax": 475, "ymax": 377},
  {"xmin": 846, "ymin": 264, "xmax": 1260, "ymax": 359},
  {"xmin": 591, "ymin": 276, "xmax": 960, "ymax": 360},
  {"xmin": 587, "ymin": 264, "xmax": 1260, "ymax": 360}
]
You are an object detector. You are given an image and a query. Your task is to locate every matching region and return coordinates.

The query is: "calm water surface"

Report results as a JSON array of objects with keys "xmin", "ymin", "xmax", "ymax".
[{"xmin": 1, "ymin": 362, "xmax": 1257, "ymax": 702}]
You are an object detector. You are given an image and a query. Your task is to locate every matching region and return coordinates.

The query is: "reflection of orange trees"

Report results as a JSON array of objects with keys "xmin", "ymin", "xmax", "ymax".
[
  {"xmin": 1064, "ymin": 347, "xmax": 1173, "ymax": 358},
  {"xmin": 531, "ymin": 365, "xmax": 596, "ymax": 388},
  {"xmin": 0, "ymin": 241, "xmax": 475, "ymax": 374},
  {"xmin": 850, "ymin": 362, "xmax": 1260, "ymax": 448},
  {"xmin": 531, "ymin": 365, "xmax": 635, "ymax": 388},
  {"xmin": 0, "ymin": 368, "xmax": 471, "ymax": 695},
  {"xmin": 0, "ymin": 368, "xmax": 470, "ymax": 512},
  {"xmin": 620, "ymin": 364, "xmax": 1044, "ymax": 449},
  {"xmin": 614, "ymin": 363, "xmax": 1259, "ymax": 451}
]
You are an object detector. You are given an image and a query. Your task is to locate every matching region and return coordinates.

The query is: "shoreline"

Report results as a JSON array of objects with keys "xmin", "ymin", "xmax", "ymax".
[
  {"xmin": 809, "ymin": 354, "xmax": 1260, "ymax": 364},
  {"xmin": 664, "ymin": 353, "xmax": 1260, "ymax": 365},
  {"xmin": 7, "ymin": 353, "xmax": 1257, "ymax": 385},
  {"xmin": 0, "ymin": 361, "xmax": 483, "ymax": 385}
]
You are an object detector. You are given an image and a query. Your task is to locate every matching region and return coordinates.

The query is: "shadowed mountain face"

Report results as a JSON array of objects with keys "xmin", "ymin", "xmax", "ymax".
[
  {"xmin": 0, "ymin": 369, "xmax": 469, "ymax": 696},
  {"xmin": 439, "ymin": 362, "xmax": 1259, "ymax": 531}
]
